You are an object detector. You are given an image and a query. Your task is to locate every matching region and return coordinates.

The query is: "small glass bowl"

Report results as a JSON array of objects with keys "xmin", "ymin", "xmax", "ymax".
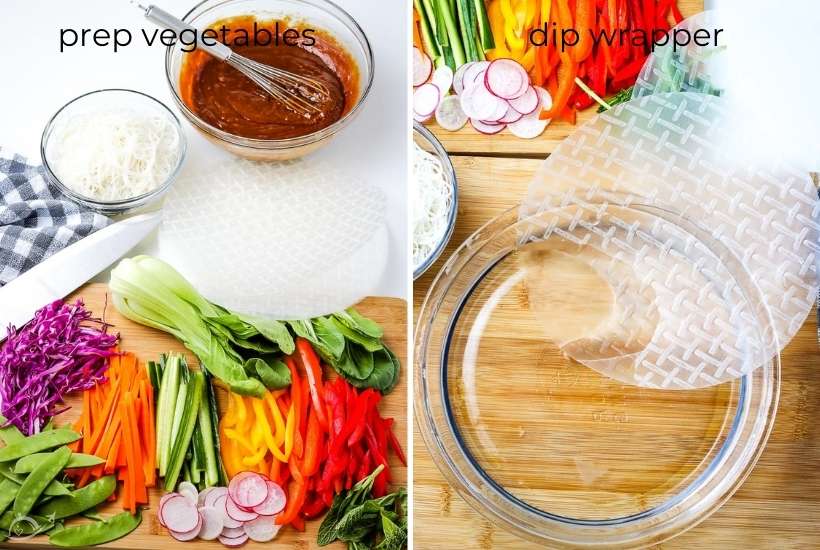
[
  {"xmin": 165, "ymin": 0, "xmax": 374, "ymax": 161},
  {"xmin": 40, "ymin": 89, "xmax": 187, "ymax": 215},
  {"xmin": 413, "ymin": 122, "xmax": 458, "ymax": 280}
]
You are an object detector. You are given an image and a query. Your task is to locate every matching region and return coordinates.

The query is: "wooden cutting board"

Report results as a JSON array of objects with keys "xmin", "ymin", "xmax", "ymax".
[
  {"xmin": 421, "ymin": 0, "xmax": 703, "ymax": 156},
  {"xmin": 413, "ymin": 156, "xmax": 820, "ymax": 549},
  {"xmin": 5, "ymin": 283, "xmax": 407, "ymax": 550}
]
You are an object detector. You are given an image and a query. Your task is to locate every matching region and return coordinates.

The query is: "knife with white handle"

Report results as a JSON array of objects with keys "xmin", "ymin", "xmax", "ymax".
[{"xmin": 0, "ymin": 212, "xmax": 161, "ymax": 340}]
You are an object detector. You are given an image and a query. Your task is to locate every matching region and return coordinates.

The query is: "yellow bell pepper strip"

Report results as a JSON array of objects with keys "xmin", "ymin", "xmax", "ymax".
[
  {"xmin": 233, "ymin": 393, "xmax": 247, "ymax": 425},
  {"xmin": 264, "ymin": 392, "xmax": 286, "ymax": 448},
  {"xmin": 254, "ymin": 398, "xmax": 288, "ymax": 462},
  {"xmin": 501, "ymin": 0, "xmax": 526, "ymax": 51},
  {"xmin": 486, "ymin": 0, "xmax": 510, "ymax": 60},
  {"xmin": 521, "ymin": 46, "xmax": 537, "ymax": 72},
  {"xmin": 283, "ymin": 401, "xmax": 295, "ymax": 460}
]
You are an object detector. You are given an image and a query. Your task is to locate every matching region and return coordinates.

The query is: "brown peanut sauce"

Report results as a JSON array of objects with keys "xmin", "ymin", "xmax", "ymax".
[{"xmin": 179, "ymin": 16, "xmax": 359, "ymax": 140}]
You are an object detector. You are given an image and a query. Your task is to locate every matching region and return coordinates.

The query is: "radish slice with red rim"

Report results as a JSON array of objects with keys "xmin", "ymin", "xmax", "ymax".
[
  {"xmin": 435, "ymin": 95, "xmax": 468, "ymax": 131},
  {"xmin": 157, "ymin": 493, "xmax": 177, "ymax": 527},
  {"xmin": 431, "ymin": 66, "xmax": 454, "ymax": 94},
  {"xmin": 453, "ymin": 62, "xmax": 474, "ymax": 95},
  {"xmin": 413, "ymin": 83, "xmax": 441, "ymax": 118},
  {"xmin": 229, "ymin": 472, "xmax": 269, "ymax": 509},
  {"xmin": 461, "ymin": 61, "xmax": 489, "ymax": 91},
  {"xmin": 482, "ymin": 97, "xmax": 510, "ymax": 122},
  {"xmin": 534, "ymin": 86, "xmax": 554, "ymax": 112},
  {"xmin": 215, "ymin": 494, "xmax": 242, "ymax": 529},
  {"xmin": 226, "ymin": 496, "xmax": 259, "ymax": 522},
  {"xmin": 203, "ymin": 486, "xmax": 228, "ymax": 509},
  {"xmin": 243, "ymin": 515, "xmax": 282, "ymax": 543},
  {"xmin": 470, "ymin": 119, "xmax": 506, "ymax": 135},
  {"xmin": 221, "ymin": 526, "xmax": 246, "ymax": 538},
  {"xmin": 252, "ymin": 481, "xmax": 286, "ymax": 516},
  {"xmin": 197, "ymin": 506, "xmax": 225, "ymax": 541},
  {"xmin": 219, "ymin": 533, "xmax": 249, "ymax": 547},
  {"xmin": 484, "ymin": 58, "xmax": 529, "ymax": 99},
  {"xmin": 508, "ymin": 103, "xmax": 549, "ymax": 139},
  {"xmin": 414, "ymin": 111, "xmax": 432, "ymax": 123},
  {"xmin": 169, "ymin": 514, "xmax": 202, "ymax": 542},
  {"xmin": 499, "ymin": 105, "xmax": 524, "ymax": 124},
  {"xmin": 413, "ymin": 47, "xmax": 432, "ymax": 86},
  {"xmin": 508, "ymin": 86, "xmax": 539, "ymax": 115},
  {"xmin": 160, "ymin": 494, "xmax": 200, "ymax": 533},
  {"xmin": 461, "ymin": 85, "xmax": 506, "ymax": 121}
]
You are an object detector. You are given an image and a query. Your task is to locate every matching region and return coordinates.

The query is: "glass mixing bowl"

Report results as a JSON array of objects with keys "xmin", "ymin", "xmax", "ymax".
[
  {"xmin": 165, "ymin": 0, "xmax": 374, "ymax": 161},
  {"xmin": 415, "ymin": 204, "xmax": 780, "ymax": 548},
  {"xmin": 41, "ymin": 89, "xmax": 187, "ymax": 215}
]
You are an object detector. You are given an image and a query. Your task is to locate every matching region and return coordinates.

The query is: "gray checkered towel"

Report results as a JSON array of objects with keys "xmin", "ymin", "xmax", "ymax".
[{"xmin": 0, "ymin": 149, "xmax": 110, "ymax": 286}]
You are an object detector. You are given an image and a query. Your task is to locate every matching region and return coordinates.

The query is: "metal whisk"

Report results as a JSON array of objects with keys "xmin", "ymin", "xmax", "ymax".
[{"xmin": 134, "ymin": 3, "xmax": 331, "ymax": 117}]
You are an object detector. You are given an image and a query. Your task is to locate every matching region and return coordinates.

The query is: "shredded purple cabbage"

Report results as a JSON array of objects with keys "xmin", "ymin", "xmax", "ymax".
[{"xmin": 0, "ymin": 299, "xmax": 118, "ymax": 435}]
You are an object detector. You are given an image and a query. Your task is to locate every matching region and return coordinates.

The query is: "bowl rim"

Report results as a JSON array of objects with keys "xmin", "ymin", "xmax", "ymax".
[
  {"xmin": 415, "ymin": 204, "xmax": 781, "ymax": 548},
  {"xmin": 40, "ymin": 88, "xmax": 188, "ymax": 213},
  {"xmin": 413, "ymin": 122, "xmax": 458, "ymax": 280},
  {"xmin": 164, "ymin": 0, "xmax": 375, "ymax": 150}
]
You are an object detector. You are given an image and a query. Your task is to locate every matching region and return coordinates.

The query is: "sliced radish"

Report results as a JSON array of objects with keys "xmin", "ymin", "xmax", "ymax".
[
  {"xmin": 160, "ymin": 494, "xmax": 200, "ymax": 533},
  {"xmin": 413, "ymin": 83, "xmax": 441, "ymax": 118},
  {"xmin": 203, "ymin": 486, "xmax": 228, "ymax": 509},
  {"xmin": 252, "ymin": 481, "xmax": 287, "ymax": 516},
  {"xmin": 535, "ymin": 86, "xmax": 554, "ymax": 112},
  {"xmin": 431, "ymin": 66, "xmax": 454, "ymax": 94},
  {"xmin": 229, "ymin": 472, "xmax": 269, "ymax": 509},
  {"xmin": 508, "ymin": 90, "xmax": 550, "ymax": 139},
  {"xmin": 196, "ymin": 506, "xmax": 225, "ymax": 541},
  {"xmin": 198, "ymin": 487, "xmax": 215, "ymax": 507},
  {"xmin": 435, "ymin": 95, "xmax": 468, "ymax": 131},
  {"xmin": 485, "ymin": 58, "xmax": 529, "ymax": 99},
  {"xmin": 219, "ymin": 533, "xmax": 249, "ymax": 547},
  {"xmin": 221, "ymin": 526, "xmax": 246, "ymax": 538},
  {"xmin": 461, "ymin": 61, "xmax": 489, "ymax": 91},
  {"xmin": 178, "ymin": 482, "xmax": 198, "ymax": 505},
  {"xmin": 482, "ymin": 98, "xmax": 510, "ymax": 122},
  {"xmin": 226, "ymin": 497, "xmax": 259, "ymax": 522},
  {"xmin": 499, "ymin": 105, "xmax": 524, "ymax": 123},
  {"xmin": 414, "ymin": 111, "xmax": 432, "ymax": 123},
  {"xmin": 413, "ymin": 47, "xmax": 432, "ymax": 86},
  {"xmin": 215, "ymin": 494, "xmax": 242, "ymax": 529},
  {"xmin": 243, "ymin": 515, "xmax": 282, "ymax": 543},
  {"xmin": 470, "ymin": 119, "xmax": 506, "ymax": 134},
  {"xmin": 157, "ymin": 493, "xmax": 177, "ymax": 527},
  {"xmin": 453, "ymin": 62, "xmax": 474, "ymax": 95},
  {"xmin": 508, "ymin": 86, "xmax": 539, "ymax": 115},
  {"xmin": 461, "ymin": 84, "xmax": 506, "ymax": 121},
  {"xmin": 168, "ymin": 512, "xmax": 202, "ymax": 542}
]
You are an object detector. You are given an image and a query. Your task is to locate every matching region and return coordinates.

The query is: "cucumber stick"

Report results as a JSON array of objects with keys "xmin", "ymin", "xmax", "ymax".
[
  {"xmin": 156, "ymin": 353, "xmax": 182, "ymax": 475},
  {"xmin": 206, "ymin": 374, "xmax": 228, "ymax": 487},
  {"xmin": 164, "ymin": 371, "xmax": 204, "ymax": 492},
  {"xmin": 473, "ymin": 0, "xmax": 495, "ymax": 50},
  {"xmin": 197, "ymin": 377, "xmax": 220, "ymax": 487}
]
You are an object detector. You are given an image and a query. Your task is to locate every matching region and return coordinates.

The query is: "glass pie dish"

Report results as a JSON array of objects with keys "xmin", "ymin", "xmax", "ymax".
[{"xmin": 415, "ymin": 203, "xmax": 780, "ymax": 548}]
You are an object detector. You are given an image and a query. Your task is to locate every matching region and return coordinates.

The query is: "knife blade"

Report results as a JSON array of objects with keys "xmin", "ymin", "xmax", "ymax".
[{"xmin": 0, "ymin": 212, "xmax": 161, "ymax": 340}]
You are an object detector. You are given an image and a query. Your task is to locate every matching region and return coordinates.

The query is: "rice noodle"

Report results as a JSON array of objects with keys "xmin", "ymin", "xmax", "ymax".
[
  {"xmin": 413, "ymin": 143, "xmax": 453, "ymax": 269},
  {"xmin": 50, "ymin": 109, "xmax": 181, "ymax": 201}
]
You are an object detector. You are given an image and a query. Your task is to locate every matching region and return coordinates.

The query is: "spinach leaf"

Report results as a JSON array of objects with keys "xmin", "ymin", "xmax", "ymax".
[
  {"xmin": 330, "ymin": 318, "xmax": 384, "ymax": 352},
  {"xmin": 239, "ymin": 315, "xmax": 295, "ymax": 354},
  {"xmin": 348, "ymin": 347, "xmax": 398, "ymax": 393},
  {"xmin": 347, "ymin": 343, "xmax": 375, "ymax": 380},
  {"xmin": 313, "ymin": 316, "xmax": 346, "ymax": 360},
  {"xmin": 245, "ymin": 357, "xmax": 291, "ymax": 390},
  {"xmin": 336, "ymin": 309, "xmax": 384, "ymax": 339}
]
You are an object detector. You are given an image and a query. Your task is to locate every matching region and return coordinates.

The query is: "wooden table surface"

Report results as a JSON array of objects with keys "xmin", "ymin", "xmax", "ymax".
[{"xmin": 412, "ymin": 2, "xmax": 820, "ymax": 545}]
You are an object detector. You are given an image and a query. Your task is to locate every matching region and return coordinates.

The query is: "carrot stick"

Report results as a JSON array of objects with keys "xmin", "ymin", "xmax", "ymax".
[
  {"xmin": 86, "ymin": 379, "xmax": 120, "ymax": 454},
  {"xmin": 126, "ymin": 397, "xmax": 147, "ymax": 505},
  {"xmin": 81, "ymin": 391, "xmax": 92, "ymax": 452},
  {"xmin": 104, "ymin": 433, "xmax": 121, "ymax": 474},
  {"xmin": 119, "ymin": 396, "xmax": 137, "ymax": 513}
]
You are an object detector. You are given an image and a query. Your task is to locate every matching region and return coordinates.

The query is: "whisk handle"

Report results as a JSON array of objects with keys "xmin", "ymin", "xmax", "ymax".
[{"xmin": 142, "ymin": 4, "xmax": 232, "ymax": 61}]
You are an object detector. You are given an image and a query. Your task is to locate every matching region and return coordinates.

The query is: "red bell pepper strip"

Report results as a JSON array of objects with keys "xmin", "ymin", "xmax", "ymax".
[
  {"xmin": 540, "ymin": 60, "xmax": 577, "ymax": 119},
  {"xmin": 295, "ymin": 338, "xmax": 328, "ymax": 431},
  {"xmin": 671, "ymin": 2, "xmax": 683, "ymax": 24},
  {"xmin": 387, "ymin": 426, "xmax": 407, "ymax": 467},
  {"xmin": 291, "ymin": 516, "xmax": 305, "ymax": 532},
  {"xmin": 300, "ymin": 496, "xmax": 328, "ymax": 519},
  {"xmin": 285, "ymin": 358, "xmax": 305, "ymax": 458}
]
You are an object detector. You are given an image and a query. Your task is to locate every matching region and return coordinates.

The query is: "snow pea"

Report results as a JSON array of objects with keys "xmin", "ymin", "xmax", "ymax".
[
  {"xmin": 0, "ymin": 461, "xmax": 70, "ymax": 496},
  {"xmin": 0, "ymin": 414, "xmax": 24, "ymax": 446},
  {"xmin": 0, "ymin": 479, "xmax": 19, "ymax": 515},
  {"xmin": 15, "ymin": 452, "xmax": 104, "ymax": 474},
  {"xmin": 36, "ymin": 476, "xmax": 116, "ymax": 520},
  {"xmin": 0, "ymin": 429, "xmax": 80, "ymax": 462},
  {"xmin": 0, "ymin": 511, "xmax": 53, "ymax": 535},
  {"xmin": 13, "ymin": 446, "xmax": 71, "ymax": 517},
  {"xmin": 48, "ymin": 511, "xmax": 142, "ymax": 547}
]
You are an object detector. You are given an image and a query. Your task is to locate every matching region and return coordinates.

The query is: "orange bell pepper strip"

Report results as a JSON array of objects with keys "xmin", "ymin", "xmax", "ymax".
[
  {"xmin": 301, "ymin": 407, "xmax": 322, "ymax": 477},
  {"xmin": 286, "ymin": 358, "xmax": 304, "ymax": 458},
  {"xmin": 571, "ymin": 0, "xmax": 595, "ymax": 62},
  {"xmin": 276, "ymin": 462, "xmax": 307, "ymax": 526},
  {"xmin": 541, "ymin": 0, "xmax": 577, "ymax": 119}
]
